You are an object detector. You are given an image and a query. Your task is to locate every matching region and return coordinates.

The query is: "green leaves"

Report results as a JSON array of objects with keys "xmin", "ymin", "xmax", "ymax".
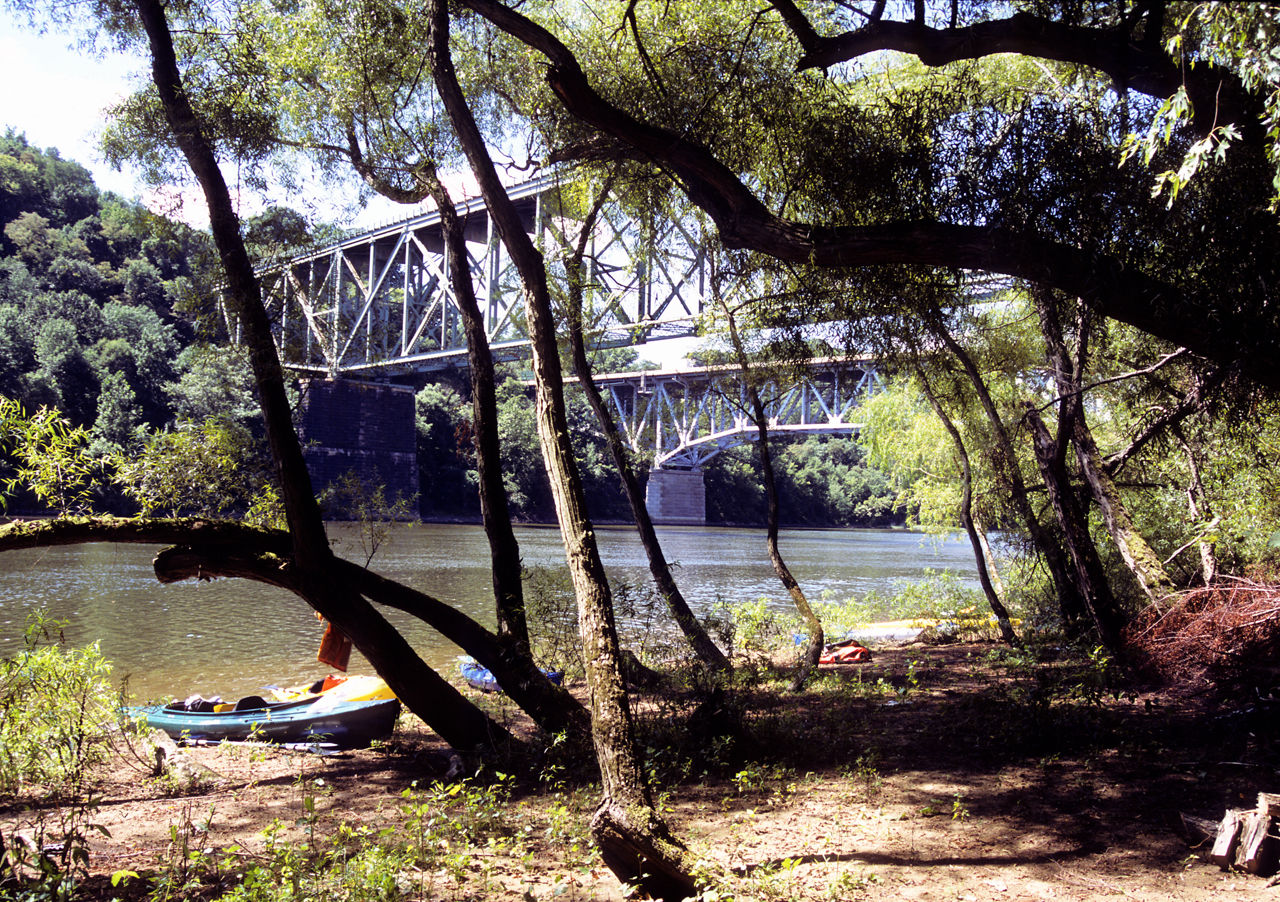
[
  {"xmin": 113, "ymin": 416, "xmax": 276, "ymax": 520},
  {"xmin": 0, "ymin": 397, "xmax": 105, "ymax": 515}
]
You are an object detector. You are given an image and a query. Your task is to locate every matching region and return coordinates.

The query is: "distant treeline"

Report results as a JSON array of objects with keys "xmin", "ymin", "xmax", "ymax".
[{"xmin": 0, "ymin": 130, "xmax": 898, "ymax": 528}]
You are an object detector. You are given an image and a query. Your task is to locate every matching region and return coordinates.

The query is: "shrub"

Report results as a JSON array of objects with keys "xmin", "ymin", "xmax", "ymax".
[{"xmin": 0, "ymin": 611, "xmax": 116, "ymax": 797}]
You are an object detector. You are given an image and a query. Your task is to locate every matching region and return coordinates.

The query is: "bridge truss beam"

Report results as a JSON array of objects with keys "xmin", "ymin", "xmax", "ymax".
[
  {"xmin": 225, "ymin": 176, "xmax": 718, "ymax": 377},
  {"xmin": 594, "ymin": 359, "xmax": 880, "ymax": 469}
]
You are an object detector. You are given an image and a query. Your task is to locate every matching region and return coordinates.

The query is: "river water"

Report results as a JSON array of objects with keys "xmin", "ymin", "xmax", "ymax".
[{"xmin": 0, "ymin": 523, "xmax": 977, "ymax": 700}]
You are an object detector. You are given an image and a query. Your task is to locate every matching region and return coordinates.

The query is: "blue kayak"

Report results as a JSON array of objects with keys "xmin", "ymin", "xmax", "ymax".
[
  {"xmin": 458, "ymin": 656, "xmax": 565, "ymax": 693},
  {"xmin": 128, "ymin": 693, "xmax": 401, "ymax": 748}
]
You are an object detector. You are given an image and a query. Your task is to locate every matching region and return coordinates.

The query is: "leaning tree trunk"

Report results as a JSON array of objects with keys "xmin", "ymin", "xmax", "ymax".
[
  {"xmin": 562, "ymin": 182, "xmax": 730, "ymax": 676},
  {"xmin": 1070, "ymin": 412, "xmax": 1176, "ymax": 604},
  {"xmin": 421, "ymin": 167, "xmax": 590, "ymax": 739},
  {"xmin": 971, "ymin": 514, "xmax": 1007, "ymax": 601},
  {"xmin": 421, "ymin": 168, "xmax": 530, "ymax": 648},
  {"xmin": 917, "ymin": 373, "xmax": 1017, "ymax": 644},
  {"xmin": 134, "ymin": 0, "xmax": 511, "ymax": 753},
  {"xmin": 928, "ymin": 314, "xmax": 1091, "ymax": 631},
  {"xmin": 337, "ymin": 135, "xmax": 586, "ymax": 738},
  {"xmin": 1173, "ymin": 427, "xmax": 1219, "ymax": 585},
  {"xmin": 718, "ymin": 295, "xmax": 822, "ymax": 689},
  {"xmin": 426, "ymin": 4, "xmax": 695, "ymax": 897},
  {"xmin": 1024, "ymin": 403, "xmax": 1128, "ymax": 653},
  {"xmin": 1033, "ymin": 288, "xmax": 1174, "ymax": 606}
]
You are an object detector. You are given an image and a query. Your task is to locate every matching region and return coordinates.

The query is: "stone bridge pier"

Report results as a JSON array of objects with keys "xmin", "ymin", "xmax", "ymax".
[
  {"xmin": 296, "ymin": 379, "xmax": 419, "ymax": 508},
  {"xmin": 644, "ymin": 468, "xmax": 706, "ymax": 526}
]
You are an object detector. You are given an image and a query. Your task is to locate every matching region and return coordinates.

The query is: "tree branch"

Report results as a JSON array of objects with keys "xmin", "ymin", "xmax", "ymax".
[
  {"xmin": 459, "ymin": 0, "xmax": 1280, "ymax": 391},
  {"xmin": 785, "ymin": 10, "xmax": 1253, "ymax": 139}
]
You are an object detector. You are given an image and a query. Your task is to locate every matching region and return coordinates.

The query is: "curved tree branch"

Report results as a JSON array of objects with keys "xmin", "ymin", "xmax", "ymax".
[
  {"xmin": 459, "ymin": 0, "xmax": 1280, "ymax": 391},
  {"xmin": 0, "ymin": 516, "xmax": 582, "ymax": 741},
  {"xmin": 770, "ymin": 5, "xmax": 1253, "ymax": 139}
]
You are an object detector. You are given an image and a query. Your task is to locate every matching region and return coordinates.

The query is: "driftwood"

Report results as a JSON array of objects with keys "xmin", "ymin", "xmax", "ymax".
[{"xmin": 1191, "ymin": 792, "xmax": 1280, "ymax": 877}]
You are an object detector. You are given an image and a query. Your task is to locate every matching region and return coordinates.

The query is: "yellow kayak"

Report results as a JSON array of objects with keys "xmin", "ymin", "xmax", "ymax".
[{"xmin": 268, "ymin": 674, "xmax": 396, "ymax": 704}]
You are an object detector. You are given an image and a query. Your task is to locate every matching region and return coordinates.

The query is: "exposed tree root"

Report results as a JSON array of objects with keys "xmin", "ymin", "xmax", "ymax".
[{"xmin": 590, "ymin": 801, "xmax": 698, "ymax": 902}]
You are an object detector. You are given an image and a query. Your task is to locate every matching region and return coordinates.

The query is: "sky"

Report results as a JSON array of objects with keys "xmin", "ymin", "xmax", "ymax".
[
  {"xmin": 0, "ymin": 13, "xmax": 428, "ymax": 229},
  {"xmin": 0, "ymin": 17, "xmax": 145, "ymax": 199}
]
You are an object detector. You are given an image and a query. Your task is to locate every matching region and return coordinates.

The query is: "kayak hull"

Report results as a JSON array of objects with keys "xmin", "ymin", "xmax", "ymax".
[
  {"xmin": 130, "ymin": 696, "xmax": 401, "ymax": 748},
  {"xmin": 458, "ymin": 657, "xmax": 565, "ymax": 693}
]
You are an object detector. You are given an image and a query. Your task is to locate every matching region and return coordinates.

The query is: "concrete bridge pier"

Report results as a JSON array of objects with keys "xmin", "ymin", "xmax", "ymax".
[
  {"xmin": 296, "ymin": 379, "xmax": 419, "ymax": 507},
  {"xmin": 645, "ymin": 467, "xmax": 706, "ymax": 526}
]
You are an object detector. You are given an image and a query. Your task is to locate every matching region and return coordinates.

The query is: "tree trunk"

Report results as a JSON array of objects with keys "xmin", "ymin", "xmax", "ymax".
[
  {"xmin": 917, "ymin": 373, "xmax": 1017, "ymax": 644},
  {"xmin": 1173, "ymin": 426, "xmax": 1219, "ymax": 585},
  {"xmin": 1024, "ymin": 403, "xmax": 1127, "ymax": 653},
  {"xmin": 1033, "ymin": 288, "xmax": 1174, "ymax": 606},
  {"xmin": 562, "ymin": 181, "xmax": 730, "ymax": 676},
  {"xmin": 927, "ymin": 314, "xmax": 1090, "ymax": 630},
  {"xmin": 1070, "ymin": 411, "xmax": 1176, "ymax": 603},
  {"xmin": 133, "ymin": 0, "xmax": 511, "ymax": 753},
  {"xmin": 425, "ymin": 4, "xmax": 695, "ymax": 897},
  {"xmin": 419, "ymin": 167, "xmax": 529, "ymax": 647},
  {"xmin": 972, "ymin": 515, "xmax": 1007, "ymax": 601},
  {"xmin": 421, "ymin": 166, "xmax": 589, "ymax": 739},
  {"xmin": 0, "ymin": 513, "xmax": 562, "ymax": 745},
  {"xmin": 717, "ymin": 293, "xmax": 822, "ymax": 688}
]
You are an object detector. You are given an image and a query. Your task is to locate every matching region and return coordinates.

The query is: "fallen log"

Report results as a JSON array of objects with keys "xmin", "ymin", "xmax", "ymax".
[{"xmin": 1179, "ymin": 813, "xmax": 1219, "ymax": 846}]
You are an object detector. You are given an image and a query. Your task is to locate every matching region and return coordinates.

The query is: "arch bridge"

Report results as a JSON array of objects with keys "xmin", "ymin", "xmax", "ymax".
[{"xmin": 592, "ymin": 358, "xmax": 880, "ymax": 524}]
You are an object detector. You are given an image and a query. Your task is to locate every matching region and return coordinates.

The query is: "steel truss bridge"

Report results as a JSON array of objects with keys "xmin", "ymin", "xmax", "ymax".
[
  {"xmin": 228, "ymin": 175, "xmax": 718, "ymax": 377},
  {"xmin": 593, "ymin": 359, "xmax": 880, "ymax": 469},
  {"xmin": 229, "ymin": 177, "xmax": 880, "ymax": 518}
]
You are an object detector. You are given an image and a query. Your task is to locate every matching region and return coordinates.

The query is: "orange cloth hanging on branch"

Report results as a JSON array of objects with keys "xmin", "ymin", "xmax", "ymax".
[{"xmin": 316, "ymin": 617, "xmax": 352, "ymax": 672}]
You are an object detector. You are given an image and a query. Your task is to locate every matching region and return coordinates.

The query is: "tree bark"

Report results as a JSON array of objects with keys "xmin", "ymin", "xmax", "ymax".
[
  {"xmin": 561, "ymin": 179, "xmax": 731, "ymax": 677},
  {"xmin": 425, "ymin": 4, "xmax": 695, "ymax": 896},
  {"xmin": 1023, "ymin": 403, "xmax": 1127, "ymax": 653},
  {"xmin": 418, "ymin": 165, "xmax": 530, "ymax": 648},
  {"xmin": 769, "ymin": 3, "xmax": 1254, "ymax": 139},
  {"xmin": 419, "ymin": 165, "xmax": 590, "ymax": 739},
  {"xmin": 337, "ymin": 126, "xmax": 587, "ymax": 738},
  {"xmin": 1173, "ymin": 425, "xmax": 1219, "ymax": 585},
  {"xmin": 1070, "ymin": 409, "xmax": 1176, "ymax": 603},
  {"xmin": 0, "ymin": 515, "xmax": 515, "ymax": 750},
  {"xmin": 1033, "ymin": 289, "xmax": 1175, "ymax": 605},
  {"xmin": 926, "ymin": 315, "xmax": 1091, "ymax": 630},
  {"xmin": 916, "ymin": 372, "xmax": 1017, "ymax": 644}
]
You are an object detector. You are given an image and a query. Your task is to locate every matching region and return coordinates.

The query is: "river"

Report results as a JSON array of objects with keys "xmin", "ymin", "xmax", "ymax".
[{"xmin": 0, "ymin": 523, "xmax": 977, "ymax": 700}]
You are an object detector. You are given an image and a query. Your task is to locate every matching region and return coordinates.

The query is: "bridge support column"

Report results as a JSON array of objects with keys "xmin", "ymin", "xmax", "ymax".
[
  {"xmin": 645, "ymin": 467, "xmax": 705, "ymax": 526},
  {"xmin": 296, "ymin": 379, "xmax": 419, "ymax": 508}
]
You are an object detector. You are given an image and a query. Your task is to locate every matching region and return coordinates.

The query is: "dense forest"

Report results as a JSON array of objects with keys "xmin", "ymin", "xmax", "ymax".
[{"xmin": 0, "ymin": 129, "xmax": 899, "ymax": 527}]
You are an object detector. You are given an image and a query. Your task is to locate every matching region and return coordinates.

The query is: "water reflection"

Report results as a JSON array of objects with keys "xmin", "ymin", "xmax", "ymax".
[{"xmin": 0, "ymin": 523, "xmax": 976, "ymax": 700}]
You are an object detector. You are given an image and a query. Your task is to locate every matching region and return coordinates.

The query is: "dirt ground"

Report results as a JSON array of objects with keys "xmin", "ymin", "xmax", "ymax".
[{"xmin": 5, "ymin": 642, "xmax": 1278, "ymax": 900}]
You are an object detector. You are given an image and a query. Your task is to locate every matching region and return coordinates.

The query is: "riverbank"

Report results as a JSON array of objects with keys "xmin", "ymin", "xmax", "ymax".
[{"xmin": 5, "ymin": 642, "xmax": 1269, "ymax": 901}]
